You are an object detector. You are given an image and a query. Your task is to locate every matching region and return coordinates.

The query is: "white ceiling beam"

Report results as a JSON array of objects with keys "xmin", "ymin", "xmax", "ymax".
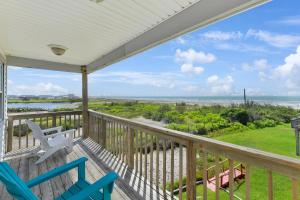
[
  {"xmin": 87, "ymin": 0, "xmax": 270, "ymax": 73},
  {"xmin": 6, "ymin": 56, "xmax": 82, "ymax": 73}
]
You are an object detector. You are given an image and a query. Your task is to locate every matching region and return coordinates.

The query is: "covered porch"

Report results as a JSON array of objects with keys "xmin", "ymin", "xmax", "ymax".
[
  {"xmin": 3, "ymin": 109, "xmax": 300, "ymax": 200},
  {"xmin": 1, "ymin": 138, "xmax": 160, "ymax": 200},
  {"xmin": 1, "ymin": 0, "xmax": 300, "ymax": 200}
]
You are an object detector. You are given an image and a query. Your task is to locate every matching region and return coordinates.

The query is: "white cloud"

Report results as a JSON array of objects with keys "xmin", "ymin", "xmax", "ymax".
[
  {"xmin": 25, "ymin": 73, "xmax": 81, "ymax": 81},
  {"xmin": 276, "ymin": 15, "xmax": 300, "ymax": 26},
  {"xmin": 274, "ymin": 46, "xmax": 300, "ymax": 76},
  {"xmin": 176, "ymin": 37, "xmax": 186, "ymax": 45},
  {"xmin": 182, "ymin": 85, "xmax": 199, "ymax": 92},
  {"xmin": 207, "ymin": 75, "xmax": 219, "ymax": 84},
  {"xmin": 246, "ymin": 29, "xmax": 300, "ymax": 48},
  {"xmin": 242, "ymin": 59, "xmax": 270, "ymax": 72},
  {"xmin": 202, "ymin": 31, "xmax": 242, "ymax": 41},
  {"xmin": 272, "ymin": 45, "xmax": 300, "ymax": 94},
  {"xmin": 180, "ymin": 63, "xmax": 204, "ymax": 75},
  {"xmin": 90, "ymin": 71, "xmax": 185, "ymax": 89},
  {"xmin": 175, "ymin": 49, "xmax": 216, "ymax": 75},
  {"xmin": 254, "ymin": 59, "xmax": 270, "ymax": 71},
  {"xmin": 175, "ymin": 49, "xmax": 216, "ymax": 64},
  {"xmin": 215, "ymin": 43, "xmax": 269, "ymax": 52},
  {"xmin": 8, "ymin": 66, "xmax": 23, "ymax": 70},
  {"xmin": 8, "ymin": 82, "xmax": 68, "ymax": 95},
  {"xmin": 193, "ymin": 67, "xmax": 204, "ymax": 74},
  {"xmin": 207, "ymin": 75, "xmax": 234, "ymax": 95}
]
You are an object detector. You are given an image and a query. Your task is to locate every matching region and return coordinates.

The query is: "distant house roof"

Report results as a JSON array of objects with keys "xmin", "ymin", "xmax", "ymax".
[{"xmin": 0, "ymin": 0, "xmax": 269, "ymax": 73}]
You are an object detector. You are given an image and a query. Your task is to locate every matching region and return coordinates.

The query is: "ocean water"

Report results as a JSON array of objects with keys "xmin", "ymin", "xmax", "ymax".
[
  {"xmin": 103, "ymin": 96, "xmax": 300, "ymax": 109},
  {"xmin": 7, "ymin": 96, "xmax": 300, "ymax": 110}
]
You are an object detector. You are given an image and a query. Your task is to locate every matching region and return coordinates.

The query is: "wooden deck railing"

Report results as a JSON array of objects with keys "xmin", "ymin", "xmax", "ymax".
[
  {"xmin": 88, "ymin": 110, "xmax": 300, "ymax": 200},
  {"xmin": 6, "ymin": 111, "xmax": 83, "ymax": 153}
]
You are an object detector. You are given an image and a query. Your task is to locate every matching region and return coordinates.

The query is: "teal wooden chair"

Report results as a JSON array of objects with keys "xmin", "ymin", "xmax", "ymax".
[{"xmin": 0, "ymin": 157, "xmax": 118, "ymax": 200}]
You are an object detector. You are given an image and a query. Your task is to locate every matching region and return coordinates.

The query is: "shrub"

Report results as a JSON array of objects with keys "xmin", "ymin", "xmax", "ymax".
[
  {"xmin": 254, "ymin": 119, "xmax": 276, "ymax": 129},
  {"xmin": 13, "ymin": 124, "xmax": 30, "ymax": 137},
  {"xmin": 163, "ymin": 111, "xmax": 184, "ymax": 124},
  {"xmin": 221, "ymin": 108, "xmax": 250, "ymax": 125}
]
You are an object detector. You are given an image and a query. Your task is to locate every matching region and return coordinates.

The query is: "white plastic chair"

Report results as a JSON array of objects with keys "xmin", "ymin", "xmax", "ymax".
[{"xmin": 26, "ymin": 120, "xmax": 75, "ymax": 164}]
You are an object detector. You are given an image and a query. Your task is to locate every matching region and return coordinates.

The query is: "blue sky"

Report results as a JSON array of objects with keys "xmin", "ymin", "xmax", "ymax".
[{"xmin": 8, "ymin": 0, "xmax": 300, "ymax": 97}]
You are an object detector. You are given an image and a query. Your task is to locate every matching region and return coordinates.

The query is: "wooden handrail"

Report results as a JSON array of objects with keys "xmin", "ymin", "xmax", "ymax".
[
  {"xmin": 88, "ymin": 109, "xmax": 300, "ymax": 200},
  {"xmin": 8, "ymin": 110, "xmax": 82, "ymax": 120},
  {"xmin": 6, "ymin": 110, "xmax": 83, "ymax": 153},
  {"xmin": 89, "ymin": 110, "xmax": 300, "ymax": 179}
]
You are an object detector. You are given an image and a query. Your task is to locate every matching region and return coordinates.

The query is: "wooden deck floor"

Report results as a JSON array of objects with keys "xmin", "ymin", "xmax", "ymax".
[{"xmin": 1, "ymin": 138, "xmax": 170, "ymax": 200}]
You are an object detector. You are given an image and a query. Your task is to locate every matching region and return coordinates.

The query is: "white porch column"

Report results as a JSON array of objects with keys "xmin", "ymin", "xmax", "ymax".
[
  {"xmin": 0, "ymin": 50, "xmax": 7, "ymax": 160},
  {"xmin": 81, "ymin": 66, "xmax": 89, "ymax": 138}
]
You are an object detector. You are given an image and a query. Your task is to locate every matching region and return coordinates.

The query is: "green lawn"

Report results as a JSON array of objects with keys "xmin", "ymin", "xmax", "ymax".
[
  {"xmin": 212, "ymin": 124, "xmax": 299, "ymax": 200},
  {"xmin": 216, "ymin": 124, "xmax": 296, "ymax": 158},
  {"xmin": 180, "ymin": 124, "xmax": 299, "ymax": 200}
]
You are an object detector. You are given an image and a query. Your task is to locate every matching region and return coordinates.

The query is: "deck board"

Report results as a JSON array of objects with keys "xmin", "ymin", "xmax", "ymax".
[{"xmin": 1, "ymin": 138, "xmax": 171, "ymax": 200}]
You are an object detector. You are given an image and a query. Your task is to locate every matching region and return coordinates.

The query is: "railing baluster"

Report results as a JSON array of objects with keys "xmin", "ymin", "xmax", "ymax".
[
  {"xmin": 268, "ymin": 170, "xmax": 273, "ymax": 200},
  {"xmin": 115, "ymin": 122, "xmax": 118, "ymax": 156},
  {"xmin": 117, "ymin": 123, "xmax": 120, "ymax": 158},
  {"xmin": 18, "ymin": 119, "xmax": 21, "ymax": 149},
  {"xmin": 162, "ymin": 139, "xmax": 167, "ymax": 194},
  {"xmin": 245, "ymin": 164, "xmax": 250, "ymax": 200},
  {"xmin": 112, "ymin": 121, "xmax": 115, "ymax": 154},
  {"xmin": 120, "ymin": 124, "xmax": 123, "ymax": 160},
  {"xmin": 73, "ymin": 114, "xmax": 76, "ymax": 138},
  {"xmin": 25, "ymin": 118, "xmax": 29, "ymax": 148},
  {"xmin": 78, "ymin": 115, "xmax": 81, "ymax": 137},
  {"xmin": 186, "ymin": 141, "xmax": 196, "ymax": 200},
  {"xmin": 135, "ymin": 130, "xmax": 139, "ymax": 171},
  {"xmin": 124, "ymin": 125, "xmax": 127, "ymax": 162},
  {"xmin": 229, "ymin": 159, "xmax": 234, "ymax": 200},
  {"xmin": 33, "ymin": 118, "xmax": 36, "ymax": 146},
  {"xmin": 97, "ymin": 117, "xmax": 100, "ymax": 144},
  {"xmin": 170, "ymin": 141, "xmax": 174, "ymax": 198},
  {"xmin": 7, "ymin": 118, "xmax": 13, "ymax": 153},
  {"xmin": 202, "ymin": 149, "xmax": 207, "ymax": 200},
  {"xmin": 111, "ymin": 121, "xmax": 114, "ymax": 152},
  {"xmin": 215, "ymin": 154, "xmax": 220, "ymax": 200},
  {"xmin": 64, "ymin": 115, "xmax": 66, "ymax": 130},
  {"xmin": 179, "ymin": 144, "xmax": 183, "ymax": 200},
  {"xmin": 139, "ymin": 131, "xmax": 143, "ymax": 176},
  {"xmin": 144, "ymin": 132, "xmax": 148, "ymax": 181},
  {"xmin": 156, "ymin": 136, "xmax": 160, "ymax": 189},
  {"xmin": 119, "ymin": 123, "xmax": 122, "ymax": 160},
  {"xmin": 150, "ymin": 135, "xmax": 154, "ymax": 185},
  {"xmin": 292, "ymin": 178, "xmax": 299, "ymax": 200},
  {"xmin": 127, "ymin": 127, "xmax": 134, "ymax": 168}
]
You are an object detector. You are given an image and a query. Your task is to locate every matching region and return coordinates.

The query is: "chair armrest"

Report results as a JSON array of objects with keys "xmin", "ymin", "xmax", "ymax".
[
  {"xmin": 45, "ymin": 129, "xmax": 75, "ymax": 139},
  {"xmin": 68, "ymin": 172, "xmax": 118, "ymax": 200},
  {"xmin": 42, "ymin": 126, "xmax": 63, "ymax": 134},
  {"xmin": 26, "ymin": 157, "xmax": 88, "ymax": 188}
]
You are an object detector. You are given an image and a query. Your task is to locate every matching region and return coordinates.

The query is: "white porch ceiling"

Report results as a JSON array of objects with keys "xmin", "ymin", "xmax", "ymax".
[{"xmin": 0, "ymin": 0, "xmax": 269, "ymax": 73}]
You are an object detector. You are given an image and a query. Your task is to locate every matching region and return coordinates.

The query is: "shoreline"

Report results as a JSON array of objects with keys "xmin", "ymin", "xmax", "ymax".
[
  {"xmin": 7, "ymin": 96, "xmax": 300, "ymax": 109},
  {"xmin": 94, "ymin": 97, "xmax": 300, "ymax": 109}
]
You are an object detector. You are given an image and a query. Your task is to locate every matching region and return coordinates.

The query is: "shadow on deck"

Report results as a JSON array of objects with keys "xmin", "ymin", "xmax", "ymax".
[{"xmin": 1, "ymin": 138, "xmax": 170, "ymax": 200}]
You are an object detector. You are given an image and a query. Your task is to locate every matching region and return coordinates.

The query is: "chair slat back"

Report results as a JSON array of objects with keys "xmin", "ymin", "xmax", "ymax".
[
  {"xmin": 0, "ymin": 162, "xmax": 38, "ymax": 200},
  {"xmin": 26, "ymin": 120, "xmax": 50, "ymax": 149}
]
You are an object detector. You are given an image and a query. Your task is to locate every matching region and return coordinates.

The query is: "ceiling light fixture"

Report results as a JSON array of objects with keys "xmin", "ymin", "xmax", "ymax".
[
  {"xmin": 89, "ymin": 0, "xmax": 104, "ymax": 3},
  {"xmin": 48, "ymin": 44, "xmax": 67, "ymax": 56}
]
